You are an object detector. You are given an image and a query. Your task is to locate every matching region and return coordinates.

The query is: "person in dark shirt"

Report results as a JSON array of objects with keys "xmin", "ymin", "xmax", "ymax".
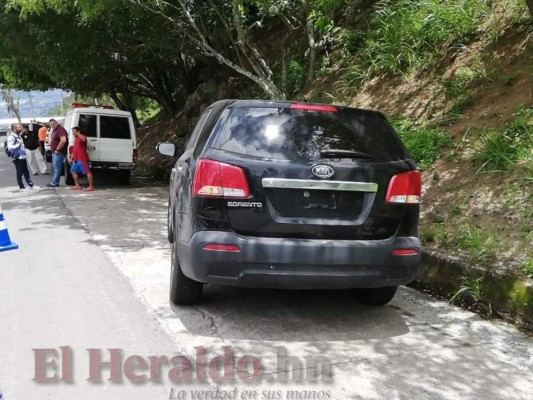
[{"xmin": 21, "ymin": 124, "xmax": 48, "ymax": 175}]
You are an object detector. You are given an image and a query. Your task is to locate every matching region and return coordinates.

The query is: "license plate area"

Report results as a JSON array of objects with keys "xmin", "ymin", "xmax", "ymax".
[
  {"xmin": 303, "ymin": 190, "xmax": 337, "ymax": 210},
  {"xmin": 267, "ymin": 188, "xmax": 365, "ymax": 218}
]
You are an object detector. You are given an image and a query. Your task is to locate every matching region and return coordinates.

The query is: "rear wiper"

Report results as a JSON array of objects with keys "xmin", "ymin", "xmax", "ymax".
[{"xmin": 320, "ymin": 149, "xmax": 372, "ymax": 159}]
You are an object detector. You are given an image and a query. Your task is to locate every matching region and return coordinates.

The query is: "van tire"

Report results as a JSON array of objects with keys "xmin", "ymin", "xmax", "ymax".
[
  {"xmin": 353, "ymin": 286, "xmax": 398, "ymax": 306},
  {"xmin": 65, "ymin": 164, "xmax": 74, "ymax": 185},
  {"xmin": 118, "ymin": 170, "xmax": 130, "ymax": 185},
  {"xmin": 170, "ymin": 239, "xmax": 202, "ymax": 305}
]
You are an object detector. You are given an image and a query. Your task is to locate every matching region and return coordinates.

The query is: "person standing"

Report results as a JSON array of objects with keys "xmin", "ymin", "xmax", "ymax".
[
  {"xmin": 68, "ymin": 126, "xmax": 95, "ymax": 191},
  {"xmin": 46, "ymin": 118, "xmax": 68, "ymax": 188},
  {"xmin": 21, "ymin": 124, "xmax": 48, "ymax": 175},
  {"xmin": 6, "ymin": 124, "xmax": 38, "ymax": 191},
  {"xmin": 38, "ymin": 122, "xmax": 49, "ymax": 156}
]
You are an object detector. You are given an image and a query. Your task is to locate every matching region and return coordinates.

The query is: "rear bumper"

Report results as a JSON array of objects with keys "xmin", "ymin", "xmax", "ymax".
[
  {"xmin": 89, "ymin": 161, "xmax": 135, "ymax": 170},
  {"xmin": 177, "ymin": 231, "xmax": 421, "ymax": 289}
]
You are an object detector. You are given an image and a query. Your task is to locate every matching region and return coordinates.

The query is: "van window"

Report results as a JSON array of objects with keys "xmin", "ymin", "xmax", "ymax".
[
  {"xmin": 78, "ymin": 114, "xmax": 97, "ymax": 137},
  {"xmin": 100, "ymin": 116, "xmax": 131, "ymax": 139}
]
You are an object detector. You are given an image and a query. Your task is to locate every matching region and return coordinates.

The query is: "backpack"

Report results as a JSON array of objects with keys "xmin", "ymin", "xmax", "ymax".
[{"xmin": 4, "ymin": 136, "xmax": 15, "ymax": 159}]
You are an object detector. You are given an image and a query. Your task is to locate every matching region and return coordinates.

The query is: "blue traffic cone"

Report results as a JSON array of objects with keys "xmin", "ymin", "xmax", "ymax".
[{"xmin": 0, "ymin": 204, "xmax": 18, "ymax": 252}]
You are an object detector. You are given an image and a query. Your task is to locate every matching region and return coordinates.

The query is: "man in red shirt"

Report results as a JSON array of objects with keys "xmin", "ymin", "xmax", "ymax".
[
  {"xmin": 46, "ymin": 118, "xmax": 68, "ymax": 188},
  {"xmin": 68, "ymin": 126, "xmax": 95, "ymax": 191}
]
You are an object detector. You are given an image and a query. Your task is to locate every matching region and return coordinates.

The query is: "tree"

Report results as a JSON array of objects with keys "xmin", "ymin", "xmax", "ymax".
[
  {"xmin": 124, "ymin": 0, "xmax": 286, "ymax": 99},
  {"xmin": 0, "ymin": 87, "xmax": 22, "ymax": 123}
]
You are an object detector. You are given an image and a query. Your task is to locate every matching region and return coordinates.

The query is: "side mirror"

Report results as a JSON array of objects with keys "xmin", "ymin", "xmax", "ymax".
[{"xmin": 156, "ymin": 142, "xmax": 176, "ymax": 157}]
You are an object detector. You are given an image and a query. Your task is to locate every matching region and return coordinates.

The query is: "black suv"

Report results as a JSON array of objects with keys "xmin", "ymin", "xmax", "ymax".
[{"xmin": 158, "ymin": 100, "xmax": 421, "ymax": 305}]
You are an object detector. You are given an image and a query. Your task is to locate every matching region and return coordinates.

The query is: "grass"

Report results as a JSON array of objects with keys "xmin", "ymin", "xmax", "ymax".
[
  {"xmin": 391, "ymin": 118, "xmax": 451, "ymax": 170},
  {"xmin": 338, "ymin": 0, "xmax": 488, "ymax": 90},
  {"xmin": 454, "ymin": 226, "xmax": 499, "ymax": 264},
  {"xmin": 450, "ymin": 274, "xmax": 484, "ymax": 304},
  {"xmin": 520, "ymin": 259, "xmax": 533, "ymax": 279},
  {"xmin": 475, "ymin": 106, "xmax": 533, "ymax": 175}
]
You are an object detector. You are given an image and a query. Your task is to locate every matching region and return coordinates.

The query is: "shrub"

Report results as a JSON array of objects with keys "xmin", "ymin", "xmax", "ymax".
[
  {"xmin": 476, "ymin": 106, "xmax": 532, "ymax": 173},
  {"xmin": 391, "ymin": 118, "xmax": 451, "ymax": 170}
]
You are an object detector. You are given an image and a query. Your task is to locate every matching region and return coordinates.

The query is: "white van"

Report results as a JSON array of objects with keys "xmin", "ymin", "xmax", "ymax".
[{"xmin": 62, "ymin": 104, "xmax": 138, "ymax": 184}]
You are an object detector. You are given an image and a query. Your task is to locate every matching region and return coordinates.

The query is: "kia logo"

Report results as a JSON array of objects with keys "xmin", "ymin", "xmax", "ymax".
[{"xmin": 312, "ymin": 164, "xmax": 335, "ymax": 178}]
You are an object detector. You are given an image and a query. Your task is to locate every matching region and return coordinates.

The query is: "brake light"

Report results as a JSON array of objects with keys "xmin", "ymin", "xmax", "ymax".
[
  {"xmin": 386, "ymin": 171, "xmax": 421, "ymax": 204},
  {"xmin": 289, "ymin": 104, "xmax": 338, "ymax": 112},
  {"xmin": 193, "ymin": 159, "xmax": 250, "ymax": 198},
  {"xmin": 132, "ymin": 149, "xmax": 138, "ymax": 163}
]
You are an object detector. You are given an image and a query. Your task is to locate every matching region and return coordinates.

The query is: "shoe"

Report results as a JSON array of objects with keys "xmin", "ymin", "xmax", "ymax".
[
  {"xmin": 33, "ymin": 172, "xmax": 39, "ymax": 176},
  {"xmin": 83, "ymin": 187, "xmax": 96, "ymax": 192},
  {"xmin": 41, "ymin": 171, "xmax": 49, "ymax": 175},
  {"xmin": 18, "ymin": 187, "xmax": 28, "ymax": 191},
  {"xmin": 30, "ymin": 185, "xmax": 40, "ymax": 190},
  {"xmin": 70, "ymin": 186, "xmax": 82, "ymax": 191},
  {"xmin": 45, "ymin": 184, "xmax": 57, "ymax": 188}
]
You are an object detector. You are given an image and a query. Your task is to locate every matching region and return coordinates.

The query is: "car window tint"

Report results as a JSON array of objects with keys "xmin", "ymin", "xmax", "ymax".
[
  {"xmin": 78, "ymin": 114, "xmax": 97, "ymax": 137},
  {"xmin": 210, "ymin": 107, "xmax": 407, "ymax": 162},
  {"xmin": 100, "ymin": 116, "xmax": 131, "ymax": 139}
]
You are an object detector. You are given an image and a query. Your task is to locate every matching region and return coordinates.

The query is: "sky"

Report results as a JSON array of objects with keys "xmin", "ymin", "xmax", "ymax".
[{"xmin": 0, "ymin": 89, "xmax": 68, "ymax": 119}]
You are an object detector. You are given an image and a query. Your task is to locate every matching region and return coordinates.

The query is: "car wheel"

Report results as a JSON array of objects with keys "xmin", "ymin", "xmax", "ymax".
[
  {"xmin": 65, "ymin": 163, "xmax": 74, "ymax": 186},
  {"xmin": 353, "ymin": 286, "xmax": 398, "ymax": 306},
  {"xmin": 167, "ymin": 198, "xmax": 174, "ymax": 243},
  {"xmin": 170, "ymin": 238, "xmax": 202, "ymax": 305}
]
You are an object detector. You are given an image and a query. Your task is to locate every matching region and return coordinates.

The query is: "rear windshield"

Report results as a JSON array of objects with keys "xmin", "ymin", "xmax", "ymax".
[{"xmin": 209, "ymin": 107, "xmax": 408, "ymax": 162}]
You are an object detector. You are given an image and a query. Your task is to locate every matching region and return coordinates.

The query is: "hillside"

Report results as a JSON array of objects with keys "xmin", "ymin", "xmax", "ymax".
[{"xmin": 135, "ymin": 1, "xmax": 532, "ymax": 327}]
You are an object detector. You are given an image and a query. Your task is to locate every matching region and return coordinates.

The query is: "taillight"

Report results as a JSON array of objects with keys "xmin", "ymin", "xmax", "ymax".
[
  {"xmin": 132, "ymin": 149, "xmax": 138, "ymax": 163},
  {"xmin": 203, "ymin": 244, "xmax": 240, "ymax": 252},
  {"xmin": 289, "ymin": 104, "xmax": 338, "ymax": 112},
  {"xmin": 386, "ymin": 171, "xmax": 421, "ymax": 204},
  {"xmin": 392, "ymin": 249, "xmax": 418, "ymax": 256},
  {"xmin": 193, "ymin": 159, "xmax": 250, "ymax": 198}
]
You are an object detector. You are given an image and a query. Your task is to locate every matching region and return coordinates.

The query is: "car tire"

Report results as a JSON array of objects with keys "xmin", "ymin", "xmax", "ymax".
[
  {"xmin": 170, "ymin": 238, "xmax": 202, "ymax": 305},
  {"xmin": 353, "ymin": 286, "xmax": 398, "ymax": 306},
  {"xmin": 118, "ymin": 170, "xmax": 130, "ymax": 185},
  {"xmin": 167, "ymin": 198, "xmax": 174, "ymax": 243},
  {"xmin": 65, "ymin": 163, "xmax": 74, "ymax": 186}
]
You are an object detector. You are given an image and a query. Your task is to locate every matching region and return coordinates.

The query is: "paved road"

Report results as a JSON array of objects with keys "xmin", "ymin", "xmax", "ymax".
[{"xmin": 1, "ymin": 145, "xmax": 532, "ymax": 399}]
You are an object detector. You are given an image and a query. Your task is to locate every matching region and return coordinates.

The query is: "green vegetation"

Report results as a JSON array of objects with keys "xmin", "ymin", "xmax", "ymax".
[
  {"xmin": 391, "ymin": 118, "xmax": 451, "ymax": 170},
  {"xmin": 454, "ymin": 225, "xmax": 499, "ymax": 264},
  {"xmin": 520, "ymin": 259, "xmax": 533, "ymax": 278},
  {"xmin": 450, "ymin": 274, "xmax": 484, "ymax": 305},
  {"xmin": 475, "ymin": 106, "xmax": 533, "ymax": 175},
  {"xmin": 340, "ymin": 0, "xmax": 488, "ymax": 88}
]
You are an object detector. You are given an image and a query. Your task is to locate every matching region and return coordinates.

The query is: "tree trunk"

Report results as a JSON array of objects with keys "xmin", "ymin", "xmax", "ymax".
[
  {"xmin": 281, "ymin": 47, "xmax": 288, "ymax": 95},
  {"xmin": 1, "ymin": 89, "xmax": 22, "ymax": 123},
  {"xmin": 305, "ymin": 21, "xmax": 317, "ymax": 87}
]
